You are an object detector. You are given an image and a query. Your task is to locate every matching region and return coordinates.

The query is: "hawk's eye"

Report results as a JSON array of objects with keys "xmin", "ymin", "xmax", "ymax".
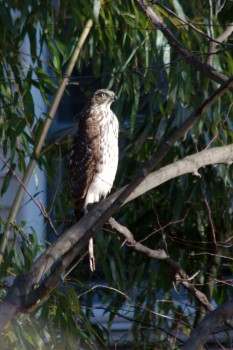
[{"xmin": 95, "ymin": 92, "xmax": 106, "ymax": 97}]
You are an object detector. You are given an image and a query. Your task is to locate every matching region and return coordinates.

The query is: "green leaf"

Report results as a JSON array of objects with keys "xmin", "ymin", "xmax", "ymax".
[
  {"xmin": 1, "ymin": 164, "xmax": 16, "ymax": 196},
  {"xmin": 23, "ymin": 90, "xmax": 35, "ymax": 125},
  {"xmin": 0, "ymin": 249, "xmax": 14, "ymax": 278}
]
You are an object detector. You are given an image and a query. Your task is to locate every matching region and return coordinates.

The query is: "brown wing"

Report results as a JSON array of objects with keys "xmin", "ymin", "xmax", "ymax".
[{"xmin": 70, "ymin": 113, "xmax": 100, "ymax": 219}]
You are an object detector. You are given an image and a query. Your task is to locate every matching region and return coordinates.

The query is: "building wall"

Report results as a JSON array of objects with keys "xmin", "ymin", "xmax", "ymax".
[{"xmin": 0, "ymin": 23, "xmax": 47, "ymax": 244}]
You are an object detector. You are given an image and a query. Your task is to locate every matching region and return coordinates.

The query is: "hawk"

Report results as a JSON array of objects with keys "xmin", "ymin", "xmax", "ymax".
[{"xmin": 70, "ymin": 89, "xmax": 119, "ymax": 271}]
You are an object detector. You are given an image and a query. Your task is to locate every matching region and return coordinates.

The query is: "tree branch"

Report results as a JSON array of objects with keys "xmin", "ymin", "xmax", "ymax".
[
  {"xmin": 125, "ymin": 143, "xmax": 233, "ymax": 203},
  {"xmin": 154, "ymin": 1, "xmax": 232, "ymax": 47},
  {"xmin": 183, "ymin": 300, "xmax": 233, "ymax": 350},
  {"xmin": 108, "ymin": 217, "xmax": 168, "ymax": 259},
  {"xmin": 206, "ymin": 0, "xmax": 214, "ymax": 66},
  {"xmin": 0, "ymin": 65, "xmax": 232, "ymax": 329},
  {"xmin": 108, "ymin": 218, "xmax": 214, "ymax": 312},
  {"xmin": 215, "ymin": 23, "xmax": 233, "ymax": 44},
  {"xmin": 0, "ymin": 143, "xmax": 232, "ymax": 329},
  {"xmin": 136, "ymin": 0, "xmax": 233, "ymax": 89}
]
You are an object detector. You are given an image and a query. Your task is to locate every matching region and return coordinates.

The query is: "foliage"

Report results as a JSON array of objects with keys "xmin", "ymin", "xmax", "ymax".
[{"xmin": 0, "ymin": 0, "xmax": 233, "ymax": 348}]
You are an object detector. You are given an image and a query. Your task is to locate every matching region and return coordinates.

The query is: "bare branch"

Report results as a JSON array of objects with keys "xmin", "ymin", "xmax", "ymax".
[
  {"xmin": 108, "ymin": 217, "xmax": 168, "ymax": 260},
  {"xmin": 154, "ymin": 1, "xmax": 231, "ymax": 47},
  {"xmin": 215, "ymin": 24, "xmax": 233, "ymax": 43},
  {"xmin": 108, "ymin": 218, "xmax": 214, "ymax": 312},
  {"xmin": 14, "ymin": 143, "xmax": 233, "ymax": 293},
  {"xmin": 136, "ymin": 0, "xmax": 233, "ymax": 89},
  {"xmin": 204, "ymin": 198, "xmax": 217, "ymax": 246},
  {"xmin": 0, "ymin": 74, "xmax": 232, "ymax": 329},
  {"xmin": 1, "ymin": 143, "xmax": 232, "ymax": 328},
  {"xmin": 183, "ymin": 300, "xmax": 233, "ymax": 350},
  {"xmin": 125, "ymin": 144, "xmax": 233, "ymax": 203},
  {"xmin": 206, "ymin": 0, "xmax": 214, "ymax": 65}
]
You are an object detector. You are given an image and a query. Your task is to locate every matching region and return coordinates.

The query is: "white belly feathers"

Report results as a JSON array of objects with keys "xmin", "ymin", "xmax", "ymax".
[{"xmin": 85, "ymin": 107, "xmax": 119, "ymax": 206}]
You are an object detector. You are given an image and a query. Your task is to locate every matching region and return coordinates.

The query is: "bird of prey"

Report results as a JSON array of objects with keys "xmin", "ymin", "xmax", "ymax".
[{"xmin": 70, "ymin": 89, "xmax": 119, "ymax": 270}]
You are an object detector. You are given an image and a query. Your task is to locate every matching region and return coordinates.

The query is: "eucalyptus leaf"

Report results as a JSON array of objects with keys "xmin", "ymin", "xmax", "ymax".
[{"xmin": 0, "ymin": 1, "xmax": 233, "ymax": 348}]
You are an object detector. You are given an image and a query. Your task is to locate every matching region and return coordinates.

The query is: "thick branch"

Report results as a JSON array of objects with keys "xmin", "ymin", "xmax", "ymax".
[
  {"xmin": 0, "ymin": 144, "xmax": 232, "ymax": 329},
  {"xmin": 1, "ymin": 3, "xmax": 232, "ymax": 333},
  {"xmin": 136, "ymin": 0, "xmax": 233, "ymax": 89},
  {"xmin": 23, "ymin": 144, "xmax": 233, "ymax": 290},
  {"xmin": 0, "ymin": 72, "xmax": 229, "ymax": 329},
  {"xmin": 183, "ymin": 300, "xmax": 233, "ymax": 350},
  {"xmin": 23, "ymin": 239, "xmax": 88, "ymax": 312},
  {"xmin": 0, "ymin": 70, "xmax": 232, "ymax": 329},
  {"xmin": 126, "ymin": 144, "xmax": 233, "ymax": 202},
  {"xmin": 215, "ymin": 23, "xmax": 233, "ymax": 44}
]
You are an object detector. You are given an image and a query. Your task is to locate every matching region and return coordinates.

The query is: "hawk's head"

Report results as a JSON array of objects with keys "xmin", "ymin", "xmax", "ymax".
[{"xmin": 92, "ymin": 89, "xmax": 117, "ymax": 107}]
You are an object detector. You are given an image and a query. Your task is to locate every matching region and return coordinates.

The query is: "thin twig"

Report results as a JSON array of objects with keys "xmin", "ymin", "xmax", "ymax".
[
  {"xmin": 204, "ymin": 198, "xmax": 217, "ymax": 247},
  {"xmin": 206, "ymin": 0, "xmax": 214, "ymax": 66},
  {"xmin": 136, "ymin": 0, "xmax": 233, "ymax": 89},
  {"xmin": 108, "ymin": 218, "xmax": 213, "ymax": 311},
  {"xmin": 154, "ymin": 1, "xmax": 231, "ymax": 47},
  {"xmin": 0, "ymin": 154, "xmax": 58, "ymax": 237}
]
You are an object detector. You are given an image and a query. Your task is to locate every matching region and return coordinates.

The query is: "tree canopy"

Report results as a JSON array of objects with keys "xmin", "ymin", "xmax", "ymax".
[{"xmin": 0, "ymin": 0, "xmax": 233, "ymax": 349}]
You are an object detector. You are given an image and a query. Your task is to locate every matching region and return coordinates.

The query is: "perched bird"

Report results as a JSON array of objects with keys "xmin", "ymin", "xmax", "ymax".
[{"xmin": 70, "ymin": 89, "xmax": 119, "ymax": 270}]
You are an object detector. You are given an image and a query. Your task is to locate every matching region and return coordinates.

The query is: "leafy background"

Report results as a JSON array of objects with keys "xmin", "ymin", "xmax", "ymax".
[{"xmin": 0, "ymin": 0, "xmax": 233, "ymax": 348}]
